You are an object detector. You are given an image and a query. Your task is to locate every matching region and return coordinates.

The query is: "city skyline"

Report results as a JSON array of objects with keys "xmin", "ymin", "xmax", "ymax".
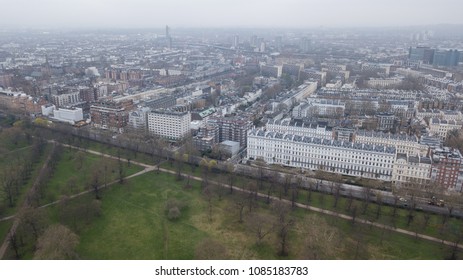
[{"xmin": 1, "ymin": 0, "xmax": 463, "ymax": 30}]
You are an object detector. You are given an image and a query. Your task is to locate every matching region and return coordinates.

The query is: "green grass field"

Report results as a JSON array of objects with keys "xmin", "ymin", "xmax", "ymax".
[
  {"xmin": 1, "ymin": 125, "xmax": 461, "ymax": 259},
  {"xmin": 69, "ymin": 171, "xmax": 460, "ymax": 260},
  {"xmin": 42, "ymin": 148, "xmax": 144, "ymax": 203},
  {"xmin": 75, "ymin": 172, "xmax": 207, "ymax": 259}
]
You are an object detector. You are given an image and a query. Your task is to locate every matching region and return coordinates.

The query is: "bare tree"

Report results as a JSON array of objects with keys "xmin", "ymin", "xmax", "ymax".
[
  {"xmin": 273, "ymin": 200, "xmax": 294, "ymax": 256},
  {"xmin": 66, "ymin": 176, "xmax": 78, "ymax": 194},
  {"xmin": 34, "ymin": 224, "xmax": 79, "ymax": 260},
  {"xmin": 234, "ymin": 196, "xmax": 246, "ymax": 223},
  {"xmin": 17, "ymin": 207, "xmax": 48, "ymax": 242},
  {"xmin": 90, "ymin": 170, "xmax": 101, "ymax": 199},
  {"xmin": 75, "ymin": 151, "xmax": 85, "ymax": 170},
  {"xmin": 226, "ymin": 162, "xmax": 235, "ymax": 194},
  {"xmin": 1, "ymin": 167, "xmax": 17, "ymax": 207},
  {"xmin": 361, "ymin": 185, "xmax": 372, "ymax": 215},
  {"xmin": 194, "ymin": 238, "xmax": 228, "ymax": 260},
  {"xmin": 375, "ymin": 191, "xmax": 383, "ymax": 220},
  {"xmin": 203, "ymin": 186, "xmax": 213, "ymax": 222},
  {"xmin": 291, "ymin": 177, "xmax": 300, "ymax": 209},
  {"xmin": 8, "ymin": 232, "xmax": 22, "ymax": 259},
  {"xmin": 245, "ymin": 213, "xmax": 274, "ymax": 245},
  {"xmin": 302, "ymin": 215, "xmax": 344, "ymax": 259},
  {"xmin": 174, "ymin": 152, "xmax": 184, "ymax": 181}
]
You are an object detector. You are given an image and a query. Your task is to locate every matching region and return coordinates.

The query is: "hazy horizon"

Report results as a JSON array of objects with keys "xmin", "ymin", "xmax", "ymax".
[{"xmin": 1, "ymin": 0, "xmax": 462, "ymax": 30}]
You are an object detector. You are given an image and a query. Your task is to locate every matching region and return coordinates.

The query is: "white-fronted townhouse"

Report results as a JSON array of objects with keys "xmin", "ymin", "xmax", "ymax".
[{"xmin": 247, "ymin": 129, "xmax": 396, "ymax": 181}]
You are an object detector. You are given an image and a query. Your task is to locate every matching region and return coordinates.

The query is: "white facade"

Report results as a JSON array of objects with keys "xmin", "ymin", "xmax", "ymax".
[
  {"xmin": 41, "ymin": 104, "xmax": 83, "ymax": 124},
  {"xmin": 366, "ymin": 78, "xmax": 402, "ymax": 88},
  {"xmin": 128, "ymin": 107, "xmax": 150, "ymax": 132},
  {"xmin": 52, "ymin": 91, "xmax": 80, "ymax": 107},
  {"xmin": 392, "ymin": 154, "xmax": 432, "ymax": 185},
  {"xmin": 355, "ymin": 130, "xmax": 428, "ymax": 156},
  {"xmin": 247, "ymin": 129, "xmax": 396, "ymax": 181},
  {"xmin": 53, "ymin": 108, "xmax": 84, "ymax": 124},
  {"xmin": 147, "ymin": 110, "xmax": 191, "ymax": 140},
  {"xmin": 305, "ymin": 98, "xmax": 345, "ymax": 117},
  {"xmin": 429, "ymin": 118, "xmax": 462, "ymax": 140},
  {"xmin": 41, "ymin": 104, "xmax": 55, "ymax": 116},
  {"xmin": 267, "ymin": 119, "xmax": 333, "ymax": 139}
]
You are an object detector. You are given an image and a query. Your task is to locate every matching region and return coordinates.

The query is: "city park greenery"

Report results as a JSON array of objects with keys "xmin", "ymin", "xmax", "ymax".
[{"xmin": 0, "ymin": 119, "xmax": 462, "ymax": 259}]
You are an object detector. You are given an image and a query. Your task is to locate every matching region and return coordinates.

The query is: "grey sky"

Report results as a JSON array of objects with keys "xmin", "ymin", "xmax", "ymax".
[{"xmin": 1, "ymin": 0, "xmax": 462, "ymax": 29}]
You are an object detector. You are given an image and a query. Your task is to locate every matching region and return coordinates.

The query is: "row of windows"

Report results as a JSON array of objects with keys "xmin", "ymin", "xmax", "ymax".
[{"xmin": 249, "ymin": 151, "xmax": 394, "ymax": 172}]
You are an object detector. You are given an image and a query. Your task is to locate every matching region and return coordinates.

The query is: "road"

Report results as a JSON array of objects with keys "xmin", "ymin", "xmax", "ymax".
[{"xmin": 236, "ymin": 163, "xmax": 463, "ymax": 218}]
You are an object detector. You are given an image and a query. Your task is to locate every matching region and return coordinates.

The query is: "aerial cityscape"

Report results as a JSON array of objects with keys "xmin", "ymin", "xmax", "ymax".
[{"xmin": 1, "ymin": 0, "xmax": 463, "ymax": 261}]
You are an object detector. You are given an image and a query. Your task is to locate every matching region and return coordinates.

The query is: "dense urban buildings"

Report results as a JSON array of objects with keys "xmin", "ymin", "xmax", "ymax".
[{"xmin": 0, "ymin": 25, "xmax": 462, "ymax": 192}]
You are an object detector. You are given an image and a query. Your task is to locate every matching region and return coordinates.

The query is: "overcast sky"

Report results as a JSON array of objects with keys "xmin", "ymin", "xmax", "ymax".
[{"xmin": 1, "ymin": 0, "xmax": 462, "ymax": 29}]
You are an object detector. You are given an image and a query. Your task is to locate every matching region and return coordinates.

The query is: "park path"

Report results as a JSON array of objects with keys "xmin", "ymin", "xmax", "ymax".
[{"xmin": 1, "ymin": 143, "xmax": 461, "ymax": 259}]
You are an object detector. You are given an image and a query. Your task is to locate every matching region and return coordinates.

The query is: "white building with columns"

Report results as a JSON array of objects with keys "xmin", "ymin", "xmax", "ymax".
[{"xmin": 247, "ymin": 129, "xmax": 396, "ymax": 181}]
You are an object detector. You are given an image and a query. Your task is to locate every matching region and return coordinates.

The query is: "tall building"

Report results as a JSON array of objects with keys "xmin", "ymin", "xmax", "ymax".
[
  {"xmin": 233, "ymin": 35, "xmax": 239, "ymax": 48},
  {"xmin": 90, "ymin": 100, "xmax": 134, "ymax": 133},
  {"xmin": 210, "ymin": 116, "xmax": 252, "ymax": 148},
  {"xmin": 433, "ymin": 49, "xmax": 460, "ymax": 67},
  {"xmin": 409, "ymin": 46, "xmax": 434, "ymax": 64},
  {"xmin": 147, "ymin": 109, "xmax": 191, "ymax": 141},
  {"xmin": 165, "ymin": 25, "xmax": 172, "ymax": 49}
]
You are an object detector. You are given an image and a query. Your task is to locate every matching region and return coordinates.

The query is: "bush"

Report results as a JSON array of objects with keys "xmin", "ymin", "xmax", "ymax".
[{"xmin": 167, "ymin": 206, "xmax": 181, "ymax": 220}]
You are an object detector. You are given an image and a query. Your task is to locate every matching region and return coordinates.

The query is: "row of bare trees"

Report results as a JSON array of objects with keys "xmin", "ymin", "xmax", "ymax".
[{"xmin": 1, "ymin": 137, "xmax": 46, "ymax": 214}]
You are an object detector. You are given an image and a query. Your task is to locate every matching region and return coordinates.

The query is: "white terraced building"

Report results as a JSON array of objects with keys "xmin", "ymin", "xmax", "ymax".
[
  {"xmin": 355, "ymin": 130, "xmax": 428, "ymax": 156},
  {"xmin": 429, "ymin": 118, "xmax": 462, "ymax": 140},
  {"xmin": 266, "ymin": 119, "xmax": 332, "ymax": 139},
  {"xmin": 266, "ymin": 119, "xmax": 427, "ymax": 157},
  {"xmin": 247, "ymin": 129, "xmax": 396, "ymax": 181},
  {"xmin": 392, "ymin": 153, "xmax": 432, "ymax": 186}
]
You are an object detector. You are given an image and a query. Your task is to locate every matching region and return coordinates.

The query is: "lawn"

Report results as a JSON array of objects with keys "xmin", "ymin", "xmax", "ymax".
[
  {"xmin": 71, "ymin": 171, "xmax": 460, "ymax": 260},
  {"xmin": 158, "ymin": 161, "xmax": 463, "ymax": 243},
  {"xmin": 0, "ymin": 220, "xmax": 13, "ymax": 245},
  {"xmin": 42, "ymin": 148, "xmax": 144, "ymax": 203},
  {"xmin": 76, "ymin": 172, "xmax": 208, "ymax": 259}
]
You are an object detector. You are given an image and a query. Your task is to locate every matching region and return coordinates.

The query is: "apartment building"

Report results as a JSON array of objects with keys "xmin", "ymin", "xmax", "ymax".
[
  {"xmin": 355, "ymin": 130, "xmax": 428, "ymax": 156},
  {"xmin": 209, "ymin": 116, "xmax": 252, "ymax": 148},
  {"xmin": 266, "ymin": 119, "xmax": 333, "ymax": 139},
  {"xmin": 429, "ymin": 118, "xmax": 462, "ymax": 140},
  {"xmin": 431, "ymin": 148, "xmax": 463, "ymax": 192},
  {"xmin": 90, "ymin": 100, "xmax": 134, "ymax": 133},
  {"xmin": 247, "ymin": 129, "xmax": 396, "ymax": 181},
  {"xmin": 392, "ymin": 153, "xmax": 432, "ymax": 186},
  {"xmin": 127, "ymin": 107, "xmax": 151, "ymax": 133},
  {"xmin": 52, "ymin": 91, "xmax": 80, "ymax": 107},
  {"xmin": 147, "ymin": 109, "xmax": 191, "ymax": 141}
]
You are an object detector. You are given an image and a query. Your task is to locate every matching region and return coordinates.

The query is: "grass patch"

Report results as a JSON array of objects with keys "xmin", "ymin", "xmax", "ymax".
[
  {"xmin": 76, "ymin": 172, "xmax": 207, "ymax": 259},
  {"xmin": 71, "ymin": 171, "xmax": 462, "ymax": 259},
  {"xmin": 0, "ymin": 220, "xmax": 13, "ymax": 245},
  {"xmin": 42, "ymin": 148, "xmax": 144, "ymax": 203}
]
